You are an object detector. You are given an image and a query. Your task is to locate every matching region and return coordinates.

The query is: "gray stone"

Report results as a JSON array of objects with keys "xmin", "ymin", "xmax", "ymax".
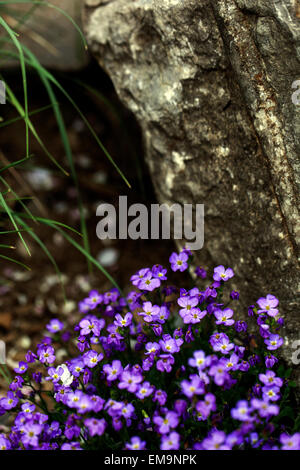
[
  {"xmin": 1, "ymin": 0, "xmax": 88, "ymax": 70},
  {"xmin": 83, "ymin": 0, "xmax": 300, "ymax": 383}
]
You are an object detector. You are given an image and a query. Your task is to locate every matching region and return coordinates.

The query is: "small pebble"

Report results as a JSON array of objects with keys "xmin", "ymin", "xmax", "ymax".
[{"xmin": 97, "ymin": 248, "xmax": 119, "ymax": 267}]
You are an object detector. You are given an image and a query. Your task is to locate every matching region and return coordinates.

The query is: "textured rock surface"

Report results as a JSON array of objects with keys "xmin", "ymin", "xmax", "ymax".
[
  {"xmin": 83, "ymin": 0, "xmax": 300, "ymax": 379},
  {"xmin": 2, "ymin": 0, "xmax": 88, "ymax": 70}
]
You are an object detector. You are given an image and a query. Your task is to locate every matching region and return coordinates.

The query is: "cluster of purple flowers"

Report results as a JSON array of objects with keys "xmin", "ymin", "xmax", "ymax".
[{"xmin": 0, "ymin": 249, "xmax": 298, "ymax": 451}]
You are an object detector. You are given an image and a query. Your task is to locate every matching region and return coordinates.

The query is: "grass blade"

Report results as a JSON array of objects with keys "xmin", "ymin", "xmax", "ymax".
[
  {"xmin": 2, "ymin": 78, "xmax": 69, "ymax": 176},
  {"xmin": 0, "ymin": 253, "xmax": 30, "ymax": 270},
  {"xmin": 0, "ymin": 154, "xmax": 33, "ymax": 173},
  {"xmin": 0, "ymin": 103, "xmax": 54, "ymax": 128},
  {"xmin": 0, "ymin": 1, "xmax": 87, "ymax": 48},
  {"xmin": 0, "ymin": 16, "xmax": 29, "ymax": 158},
  {"xmin": 0, "ymin": 191, "xmax": 31, "ymax": 256}
]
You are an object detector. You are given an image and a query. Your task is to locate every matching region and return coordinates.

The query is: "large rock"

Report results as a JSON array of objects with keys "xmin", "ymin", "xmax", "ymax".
[
  {"xmin": 1, "ymin": 0, "xmax": 88, "ymax": 70},
  {"xmin": 83, "ymin": 0, "xmax": 300, "ymax": 376}
]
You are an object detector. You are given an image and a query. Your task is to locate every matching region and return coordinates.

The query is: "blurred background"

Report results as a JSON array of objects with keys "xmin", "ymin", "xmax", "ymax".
[{"xmin": 0, "ymin": 0, "xmax": 177, "ymax": 392}]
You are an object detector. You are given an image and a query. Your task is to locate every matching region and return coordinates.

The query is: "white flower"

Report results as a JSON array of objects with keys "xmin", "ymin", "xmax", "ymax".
[{"xmin": 58, "ymin": 364, "xmax": 73, "ymax": 386}]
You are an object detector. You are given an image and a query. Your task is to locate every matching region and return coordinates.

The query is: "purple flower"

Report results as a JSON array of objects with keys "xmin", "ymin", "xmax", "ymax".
[
  {"xmin": 201, "ymin": 430, "xmax": 230, "ymax": 450},
  {"xmin": 0, "ymin": 435, "xmax": 11, "ymax": 450},
  {"xmin": 106, "ymin": 324, "xmax": 124, "ymax": 345},
  {"xmin": 136, "ymin": 382, "xmax": 154, "ymax": 399},
  {"xmin": 181, "ymin": 375, "xmax": 205, "ymax": 398},
  {"xmin": 211, "ymin": 334, "xmax": 234, "ymax": 355},
  {"xmin": 246, "ymin": 432, "xmax": 262, "ymax": 449},
  {"xmin": 78, "ymin": 300, "xmax": 90, "ymax": 314},
  {"xmin": 252, "ymin": 383, "xmax": 262, "ymax": 397},
  {"xmin": 214, "ymin": 308, "xmax": 235, "ymax": 326},
  {"xmin": 103, "ymin": 360, "xmax": 123, "ymax": 381},
  {"xmin": 79, "ymin": 318, "xmax": 103, "ymax": 337},
  {"xmin": 73, "ymin": 394, "xmax": 92, "ymax": 414},
  {"xmin": 152, "ymin": 264, "xmax": 167, "ymax": 281},
  {"xmin": 213, "ymin": 265, "xmax": 234, "ymax": 282},
  {"xmin": 195, "ymin": 401, "xmax": 211, "ymax": 421},
  {"xmin": 251, "ymin": 398, "xmax": 279, "ymax": 418},
  {"xmin": 248, "ymin": 305, "xmax": 255, "ymax": 317},
  {"xmin": 230, "ymin": 290, "xmax": 239, "ymax": 300},
  {"xmin": 159, "ymin": 335, "xmax": 181, "ymax": 354},
  {"xmin": 139, "ymin": 301, "xmax": 160, "ymax": 323},
  {"xmin": 21, "ymin": 422, "xmax": 42, "ymax": 447},
  {"xmin": 153, "ymin": 389, "xmax": 167, "ymax": 406},
  {"xmin": 195, "ymin": 266, "xmax": 207, "ymax": 279},
  {"xmin": 257, "ymin": 294, "xmax": 279, "ymax": 317},
  {"xmin": 47, "ymin": 366, "xmax": 64, "ymax": 383},
  {"xmin": 138, "ymin": 272, "xmax": 160, "ymax": 291},
  {"xmin": 125, "ymin": 436, "xmax": 146, "ymax": 450},
  {"xmin": 38, "ymin": 346, "xmax": 56, "ymax": 364},
  {"xmin": 14, "ymin": 361, "xmax": 28, "ymax": 374},
  {"xmin": 231, "ymin": 400, "xmax": 252, "ymax": 422},
  {"xmin": 259, "ymin": 370, "xmax": 283, "ymax": 388},
  {"xmin": 77, "ymin": 335, "xmax": 89, "ymax": 353},
  {"xmin": 177, "ymin": 295, "xmax": 199, "ymax": 321},
  {"xmin": 118, "ymin": 370, "xmax": 143, "ymax": 393},
  {"xmin": 208, "ymin": 362, "xmax": 228, "ymax": 386},
  {"xmin": 145, "ymin": 342, "xmax": 160, "ymax": 356},
  {"xmin": 225, "ymin": 431, "xmax": 244, "ymax": 449},
  {"xmin": 264, "ymin": 334, "xmax": 283, "ymax": 350},
  {"xmin": 85, "ymin": 290, "xmax": 103, "ymax": 310},
  {"xmin": 130, "ymin": 268, "xmax": 150, "ymax": 287},
  {"xmin": 209, "ymin": 332, "xmax": 227, "ymax": 347},
  {"xmin": 235, "ymin": 321, "xmax": 248, "ymax": 332},
  {"xmin": 119, "ymin": 403, "xmax": 135, "ymax": 419},
  {"xmin": 66, "ymin": 390, "xmax": 82, "ymax": 408},
  {"xmin": 265, "ymin": 354, "xmax": 278, "ymax": 368},
  {"xmin": 87, "ymin": 395, "xmax": 104, "ymax": 413},
  {"xmin": 103, "ymin": 288, "xmax": 119, "ymax": 305},
  {"xmin": 153, "ymin": 411, "xmax": 179, "ymax": 434},
  {"xmin": 262, "ymin": 385, "xmax": 281, "ymax": 402},
  {"xmin": 169, "ymin": 251, "xmax": 189, "ymax": 272},
  {"xmin": 221, "ymin": 353, "xmax": 240, "ymax": 372},
  {"xmin": 277, "ymin": 317, "xmax": 284, "ymax": 327},
  {"xmin": 143, "ymin": 355, "xmax": 155, "ymax": 372},
  {"xmin": 127, "ymin": 291, "xmax": 142, "ymax": 311},
  {"xmin": 69, "ymin": 360, "xmax": 85, "ymax": 378},
  {"xmin": 114, "ymin": 313, "xmax": 132, "ymax": 328},
  {"xmin": 182, "ymin": 308, "xmax": 207, "ymax": 325},
  {"xmin": 83, "ymin": 350, "xmax": 103, "ymax": 368},
  {"xmin": 9, "ymin": 375, "xmax": 24, "ymax": 391},
  {"xmin": 25, "ymin": 350, "xmax": 37, "ymax": 363},
  {"xmin": 161, "ymin": 432, "xmax": 180, "ymax": 450},
  {"xmin": 0, "ymin": 391, "xmax": 18, "ymax": 410},
  {"xmin": 156, "ymin": 354, "xmax": 175, "ymax": 373},
  {"xmin": 188, "ymin": 350, "xmax": 207, "ymax": 370},
  {"xmin": 152, "ymin": 323, "xmax": 163, "ymax": 337},
  {"xmin": 280, "ymin": 433, "xmax": 300, "ymax": 450},
  {"xmin": 46, "ymin": 319, "xmax": 64, "ymax": 334},
  {"xmin": 249, "ymin": 354, "xmax": 261, "ymax": 367},
  {"xmin": 32, "ymin": 372, "xmax": 42, "ymax": 384},
  {"xmin": 196, "ymin": 394, "xmax": 216, "ymax": 421},
  {"xmin": 61, "ymin": 442, "xmax": 82, "ymax": 450},
  {"xmin": 203, "ymin": 393, "xmax": 216, "ymax": 411},
  {"xmin": 156, "ymin": 306, "xmax": 170, "ymax": 324}
]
